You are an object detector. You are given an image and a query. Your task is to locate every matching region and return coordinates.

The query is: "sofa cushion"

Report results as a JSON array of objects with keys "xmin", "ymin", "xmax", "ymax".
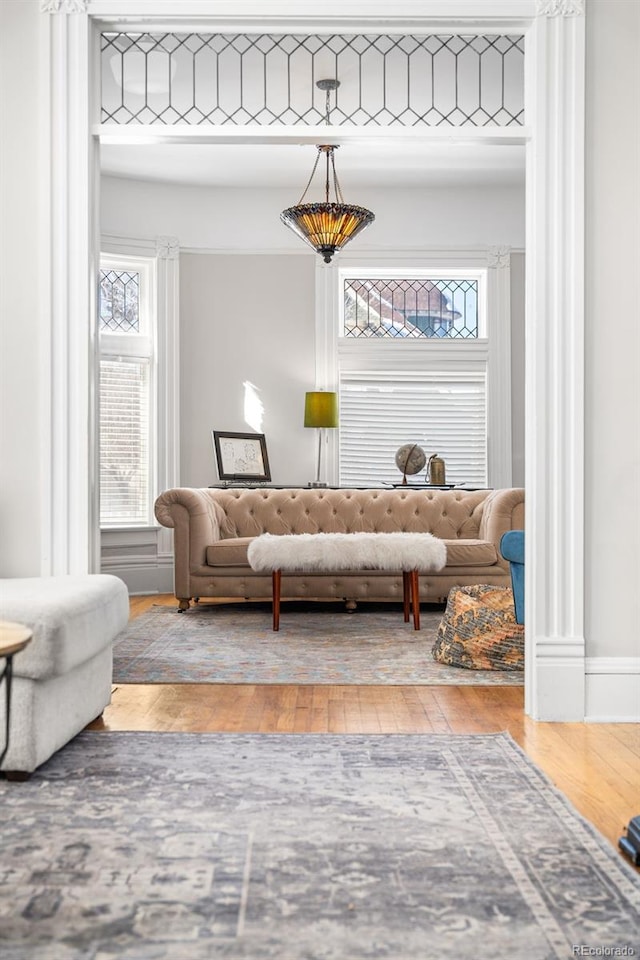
[
  {"xmin": 443, "ymin": 539, "xmax": 498, "ymax": 567},
  {"xmin": 206, "ymin": 537, "xmax": 254, "ymax": 567},
  {"xmin": 0, "ymin": 574, "xmax": 129, "ymax": 681},
  {"xmin": 207, "ymin": 536, "xmax": 497, "ymax": 569}
]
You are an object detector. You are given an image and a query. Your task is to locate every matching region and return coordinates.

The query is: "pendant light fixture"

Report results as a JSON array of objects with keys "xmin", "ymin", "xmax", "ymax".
[{"xmin": 280, "ymin": 79, "xmax": 375, "ymax": 263}]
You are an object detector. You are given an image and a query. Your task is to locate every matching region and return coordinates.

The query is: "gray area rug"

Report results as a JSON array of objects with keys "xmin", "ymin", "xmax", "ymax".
[
  {"xmin": 113, "ymin": 602, "xmax": 524, "ymax": 685},
  {"xmin": 1, "ymin": 731, "xmax": 637, "ymax": 960}
]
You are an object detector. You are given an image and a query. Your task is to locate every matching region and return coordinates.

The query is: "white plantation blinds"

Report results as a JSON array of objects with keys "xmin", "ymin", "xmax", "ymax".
[
  {"xmin": 99, "ymin": 359, "xmax": 150, "ymax": 525},
  {"xmin": 339, "ymin": 371, "xmax": 487, "ymax": 487}
]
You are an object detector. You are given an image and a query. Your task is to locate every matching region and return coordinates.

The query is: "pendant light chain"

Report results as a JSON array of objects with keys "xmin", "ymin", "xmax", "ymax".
[
  {"xmin": 329, "ymin": 149, "xmax": 345, "ymax": 204},
  {"xmin": 296, "ymin": 148, "xmax": 322, "ymax": 205},
  {"xmin": 325, "ymin": 148, "xmax": 331, "ymax": 203},
  {"xmin": 325, "ymin": 86, "xmax": 331, "ymax": 125}
]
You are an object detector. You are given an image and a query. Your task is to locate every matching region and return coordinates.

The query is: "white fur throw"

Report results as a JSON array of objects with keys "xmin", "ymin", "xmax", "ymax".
[{"xmin": 247, "ymin": 531, "xmax": 447, "ymax": 574}]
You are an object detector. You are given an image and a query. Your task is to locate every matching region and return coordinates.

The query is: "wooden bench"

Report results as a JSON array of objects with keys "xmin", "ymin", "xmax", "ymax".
[{"xmin": 247, "ymin": 531, "xmax": 447, "ymax": 631}]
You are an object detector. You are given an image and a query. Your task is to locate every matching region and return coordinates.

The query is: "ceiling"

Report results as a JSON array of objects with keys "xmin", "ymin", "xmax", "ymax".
[{"xmin": 100, "ymin": 141, "xmax": 526, "ymax": 190}]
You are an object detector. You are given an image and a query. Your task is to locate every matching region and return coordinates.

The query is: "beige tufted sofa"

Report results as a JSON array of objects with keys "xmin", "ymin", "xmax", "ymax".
[{"xmin": 154, "ymin": 486, "xmax": 524, "ymax": 611}]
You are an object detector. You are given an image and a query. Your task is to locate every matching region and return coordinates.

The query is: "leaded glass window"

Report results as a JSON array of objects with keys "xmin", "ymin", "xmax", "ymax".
[
  {"xmin": 99, "ymin": 269, "xmax": 140, "ymax": 333},
  {"xmin": 343, "ymin": 278, "xmax": 478, "ymax": 338},
  {"xmin": 101, "ymin": 33, "xmax": 524, "ymax": 127}
]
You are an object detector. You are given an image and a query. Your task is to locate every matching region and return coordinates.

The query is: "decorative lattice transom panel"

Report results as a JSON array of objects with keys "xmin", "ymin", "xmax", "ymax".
[
  {"xmin": 343, "ymin": 278, "xmax": 479, "ymax": 338},
  {"xmin": 101, "ymin": 33, "xmax": 524, "ymax": 126},
  {"xmin": 99, "ymin": 270, "xmax": 140, "ymax": 333}
]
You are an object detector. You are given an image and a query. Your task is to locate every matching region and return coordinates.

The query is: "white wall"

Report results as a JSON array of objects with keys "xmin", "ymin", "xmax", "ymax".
[
  {"xmin": 0, "ymin": 2, "xmax": 44, "ymax": 576},
  {"xmin": 102, "ymin": 177, "xmax": 526, "ymax": 252},
  {"xmin": 584, "ymin": 0, "xmax": 640, "ymax": 664},
  {"xmin": 180, "ymin": 253, "xmax": 316, "ymax": 487}
]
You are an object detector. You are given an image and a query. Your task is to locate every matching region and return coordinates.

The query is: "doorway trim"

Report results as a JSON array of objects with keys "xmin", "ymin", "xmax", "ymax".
[{"xmin": 42, "ymin": 0, "xmax": 585, "ymax": 720}]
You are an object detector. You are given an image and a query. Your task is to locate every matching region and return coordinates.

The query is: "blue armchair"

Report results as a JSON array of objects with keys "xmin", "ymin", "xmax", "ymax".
[{"xmin": 500, "ymin": 530, "xmax": 524, "ymax": 624}]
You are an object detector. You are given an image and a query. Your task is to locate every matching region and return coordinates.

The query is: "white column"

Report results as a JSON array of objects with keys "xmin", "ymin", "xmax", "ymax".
[
  {"xmin": 486, "ymin": 246, "xmax": 513, "ymax": 490},
  {"xmin": 41, "ymin": 0, "xmax": 97, "ymax": 574},
  {"xmin": 525, "ymin": 0, "xmax": 586, "ymax": 718},
  {"xmin": 155, "ymin": 235, "xmax": 181, "ymax": 559}
]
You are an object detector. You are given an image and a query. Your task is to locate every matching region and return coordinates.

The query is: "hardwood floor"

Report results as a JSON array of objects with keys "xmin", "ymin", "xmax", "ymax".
[{"xmin": 89, "ymin": 594, "xmax": 640, "ymax": 856}]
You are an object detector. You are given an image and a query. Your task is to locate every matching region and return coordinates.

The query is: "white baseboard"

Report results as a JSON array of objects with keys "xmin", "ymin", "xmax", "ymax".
[
  {"xmin": 532, "ymin": 637, "xmax": 585, "ymax": 721},
  {"xmin": 101, "ymin": 555, "xmax": 174, "ymax": 596},
  {"xmin": 585, "ymin": 658, "xmax": 640, "ymax": 723}
]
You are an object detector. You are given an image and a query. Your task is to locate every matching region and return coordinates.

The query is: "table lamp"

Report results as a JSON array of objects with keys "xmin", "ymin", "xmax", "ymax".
[{"xmin": 304, "ymin": 391, "xmax": 339, "ymax": 487}]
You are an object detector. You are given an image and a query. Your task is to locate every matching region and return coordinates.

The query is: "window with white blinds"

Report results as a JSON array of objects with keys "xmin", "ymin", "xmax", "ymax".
[
  {"xmin": 336, "ymin": 267, "xmax": 491, "ymax": 487},
  {"xmin": 340, "ymin": 370, "xmax": 487, "ymax": 486},
  {"xmin": 98, "ymin": 256, "xmax": 155, "ymax": 527},
  {"xmin": 99, "ymin": 358, "xmax": 151, "ymax": 525}
]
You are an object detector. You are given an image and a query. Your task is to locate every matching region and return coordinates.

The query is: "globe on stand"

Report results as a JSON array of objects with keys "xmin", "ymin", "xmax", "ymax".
[{"xmin": 395, "ymin": 443, "xmax": 427, "ymax": 485}]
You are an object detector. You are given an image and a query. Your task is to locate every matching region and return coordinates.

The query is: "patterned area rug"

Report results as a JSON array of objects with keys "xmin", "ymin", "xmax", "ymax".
[
  {"xmin": 2, "ymin": 732, "xmax": 637, "ymax": 960},
  {"xmin": 113, "ymin": 602, "xmax": 524, "ymax": 685}
]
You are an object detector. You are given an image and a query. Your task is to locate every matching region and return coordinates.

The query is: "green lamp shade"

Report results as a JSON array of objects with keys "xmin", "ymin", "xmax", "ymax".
[{"xmin": 304, "ymin": 391, "xmax": 339, "ymax": 428}]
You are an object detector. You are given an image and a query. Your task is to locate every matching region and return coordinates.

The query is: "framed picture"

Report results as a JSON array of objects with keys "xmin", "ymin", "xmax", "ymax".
[{"xmin": 212, "ymin": 431, "xmax": 271, "ymax": 482}]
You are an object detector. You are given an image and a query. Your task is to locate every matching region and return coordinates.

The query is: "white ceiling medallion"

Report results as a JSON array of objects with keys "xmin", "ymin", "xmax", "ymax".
[
  {"xmin": 537, "ymin": 0, "xmax": 585, "ymax": 15},
  {"xmin": 40, "ymin": 0, "xmax": 88, "ymax": 13}
]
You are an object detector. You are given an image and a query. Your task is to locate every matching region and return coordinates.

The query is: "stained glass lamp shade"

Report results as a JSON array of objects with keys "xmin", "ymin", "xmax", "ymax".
[{"xmin": 281, "ymin": 145, "xmax": 375, "ymax": 263}]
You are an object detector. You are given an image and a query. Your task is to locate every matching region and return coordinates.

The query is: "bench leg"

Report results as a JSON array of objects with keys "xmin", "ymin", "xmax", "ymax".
[
  {"xmin": 272, "ymin": 570, "xmax": 281, "ymax": 631},
  {"xmin": 403, "ymin": 571, "xmax": 411, "ymax": 622},
  {"xmin": 411, "ymin": 570, "xmax": 420, "ymax": 630}
]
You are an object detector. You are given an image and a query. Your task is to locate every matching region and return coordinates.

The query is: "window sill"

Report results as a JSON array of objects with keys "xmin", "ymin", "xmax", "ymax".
[{"xmin": 101, "ymin": 525, "xmax": 161, "ymax": 533}]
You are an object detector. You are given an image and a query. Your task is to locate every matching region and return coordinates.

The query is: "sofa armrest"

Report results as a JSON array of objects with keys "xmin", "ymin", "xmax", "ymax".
[
  {"xmin": 154, "ymin": 488, "xmax": 226, "ymax": 599},
  {"xmin": 478, "ymin": 488, "xmax": 525, "ymax": 567}
]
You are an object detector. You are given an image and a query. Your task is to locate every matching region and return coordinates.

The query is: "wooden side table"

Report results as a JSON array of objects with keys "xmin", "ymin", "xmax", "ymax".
[{"xmin": 0, "ymin": 621, "xmax": 32, "ymax": 768}]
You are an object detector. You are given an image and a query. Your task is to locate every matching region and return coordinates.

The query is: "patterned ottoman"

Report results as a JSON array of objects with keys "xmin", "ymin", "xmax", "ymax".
[{"xmin": 432, "ymin": 584, "xmax": 524, "ymax": 671}]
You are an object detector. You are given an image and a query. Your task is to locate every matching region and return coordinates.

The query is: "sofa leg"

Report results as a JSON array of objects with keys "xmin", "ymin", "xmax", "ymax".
[
  {"xmin": 345, "ymin": 599, "xmax": 357, "ymax": 613},
  {"xmin": 3, "ymin": 770, "xmax": 31, "ymax": 782},
  {"xmin": 177, "ymin": 599, "xmax": 191, "ymax": 613}
]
